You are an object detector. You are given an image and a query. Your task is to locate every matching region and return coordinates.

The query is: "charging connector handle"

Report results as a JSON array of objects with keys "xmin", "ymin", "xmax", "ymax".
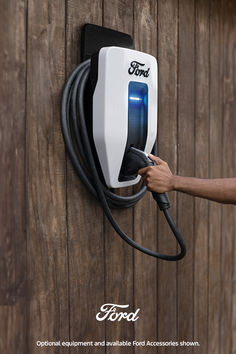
[
  {"xmin": 124, "ymin": 147, "xmax": 171, "ymax": 210},
  {"xmin": 152, "ymin": 192, "xmax": 170, "ymax": 210},
  {"xmin": 61, "ymin": 59, "xmax": 186, "ymax": 261}
]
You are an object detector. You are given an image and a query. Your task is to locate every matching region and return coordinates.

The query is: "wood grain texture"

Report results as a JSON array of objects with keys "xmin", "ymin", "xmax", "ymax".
[
  {"xmin": 157, "ymin": 1, "xmax": 178, "ymax": 351},
  {"xmin": 103, "ymin": 1, "xmax": 134, "ymax": 353},
  {"xmin": 65, "ymin": 1, "xmax": 105, "ymax": 353},
  {"xmin": 0, "ymin": 1, "xmax": 27, "ymax": 353},
  {"xmin": 208, "ymin": 0, "xmax": 223, "ymax": 353},
  {"xmin": 220, "ymin": 1, "xmax": 236, "ymax": 353},
  {"xmin": 26, "ymin": 0, "xmax": 69, "ymax": 352},
  {"xmin": 177, "ymin": 0, "xmax": 195, "ymax": 352},
  {"xmin": 133, "ymin": 1, "xmax": 158, "ymax": 352},
  {"xmin": 1, "ymin": 1, "xmax": 236, "ymax": 353},
  {"xmin": 194, "ymin": 1, "xmax": 210, "ymax": 353}
]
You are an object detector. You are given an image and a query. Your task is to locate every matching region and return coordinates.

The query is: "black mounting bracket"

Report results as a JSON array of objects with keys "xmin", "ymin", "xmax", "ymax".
[{"xmin": 81, "ymin": 24, "xmax": 134, "ymax": 61}]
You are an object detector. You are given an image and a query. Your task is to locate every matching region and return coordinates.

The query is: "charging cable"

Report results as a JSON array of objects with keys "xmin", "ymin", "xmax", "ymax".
[{"xmin": 61, "ymin": 59, "xmax": 186, "ymax": 261}]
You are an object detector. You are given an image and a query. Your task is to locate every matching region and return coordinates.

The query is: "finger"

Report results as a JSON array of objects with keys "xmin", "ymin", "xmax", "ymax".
[
  {"xmin": 148, "ymin": 154, "xmax": 165, "ymax": 165},
  {"xmin": 146, "ymin": 182, "xmax": 153, "ymax": 192},
  {"xmin": 138, "ymin": 167, "xmax": 149, "ymax": 175}
]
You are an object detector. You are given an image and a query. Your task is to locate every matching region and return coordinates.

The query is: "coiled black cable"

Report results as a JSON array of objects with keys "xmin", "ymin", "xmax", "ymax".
[{"xmin": 61, "ymin": 58, "xmax": 186, "ymax": 260}]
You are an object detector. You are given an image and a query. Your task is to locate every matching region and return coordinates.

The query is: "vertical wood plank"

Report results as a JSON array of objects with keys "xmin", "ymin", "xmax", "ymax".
[
  {"xmin": 103, "ymin": 1, "xmax": 134, "ymax": 352},
  {"xmin": 27, "ymin": 0, "xmax": 69, "ymax": 352},
  {"xmin": 221, "ymin": 1, "xmax": 236, "ymax": 353},
  {"xmin": 194, "ymin": 0, "xmax": 210, "ymax": 353},
  {"xmin": 0, "ymin": 1, "xmax": 27, "ymax": 353},
  {"xmin": 157, "ymin": 0, "xmax": 178, "ymax": 351},
  {"xmin": 208, "ymin": 0, "xmax": 223, "ymax": 353},
  {"xmin": 65, "ymin": 1, "xmax": 105, "ymax": 352},
  {"xmin": 133, "ymin": 1, "xmax": 158, "ymax": 352},
  {"xmin": 227, "ymin": 3, "xmax": 236, "ymax": 352},
  {"xmin": 177, "ymin": 0, "xmax": 195, "ymax": 351}
]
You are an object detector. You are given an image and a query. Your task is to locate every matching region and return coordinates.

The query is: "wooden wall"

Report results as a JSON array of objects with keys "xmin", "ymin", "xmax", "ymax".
[{"xmin": 0, "ymin": 0, "xmax": 236, "ymax": 353}]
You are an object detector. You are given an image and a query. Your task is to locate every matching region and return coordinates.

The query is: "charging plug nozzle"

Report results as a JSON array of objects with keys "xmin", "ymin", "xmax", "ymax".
[
  {"xmin": 122, "ymin": 147, "xmax": 170, "ymax": 210},
  {"xmin": 120, "ymin": 146, "xmax": 154, "ymax": 175}
]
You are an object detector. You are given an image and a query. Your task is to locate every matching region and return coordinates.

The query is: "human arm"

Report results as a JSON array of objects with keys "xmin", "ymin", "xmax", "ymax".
[{"xmin": 138, "ymin": 154, "xmax": 236, "ymax": 205}]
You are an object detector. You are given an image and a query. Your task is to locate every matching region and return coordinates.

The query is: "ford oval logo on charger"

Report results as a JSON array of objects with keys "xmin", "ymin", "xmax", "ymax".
[{"xmin": 128, "ymin": 61, "xmax": 150, "ymax": 77}]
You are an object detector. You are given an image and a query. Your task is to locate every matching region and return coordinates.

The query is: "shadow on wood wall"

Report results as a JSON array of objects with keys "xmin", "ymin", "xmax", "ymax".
[{"xmin": 0, "ymin": 0, "xmax": 236, "ymax": 353}]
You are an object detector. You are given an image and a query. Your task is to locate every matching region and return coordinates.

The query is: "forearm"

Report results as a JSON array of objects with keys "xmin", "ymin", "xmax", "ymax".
[{"xmin": 172, "ymin": 176, "xmax": 236, "ymax": 204}]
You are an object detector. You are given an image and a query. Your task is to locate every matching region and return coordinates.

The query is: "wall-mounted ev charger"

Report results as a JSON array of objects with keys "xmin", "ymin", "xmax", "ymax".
[
  {"xmin": 92, "ymin": 46, "xmax": 157, "ymax": 188},
  {"xmin": 61, "ymin": 24, "xmax": 186, "ymax": 261}
]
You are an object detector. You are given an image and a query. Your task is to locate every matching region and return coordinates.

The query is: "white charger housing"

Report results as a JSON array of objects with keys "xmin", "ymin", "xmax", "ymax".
[{"xmin": 92, "ymin": 46, "xmax": 158, "ymax": 188}]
